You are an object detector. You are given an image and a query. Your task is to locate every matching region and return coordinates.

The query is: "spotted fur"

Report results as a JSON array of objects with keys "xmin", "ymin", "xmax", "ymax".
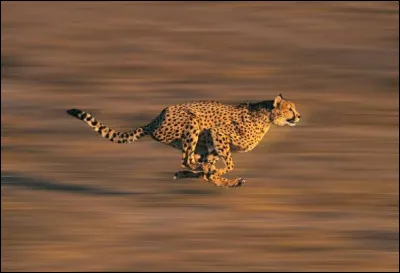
[{"xmin": 66, "ymin": 94, "xmax": 301, "ymax": 188}]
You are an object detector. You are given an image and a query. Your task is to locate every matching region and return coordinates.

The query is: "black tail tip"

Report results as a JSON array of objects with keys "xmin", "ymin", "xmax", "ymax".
[{"xmin": 66, "ymin": 108, "xmax": 82, "ymax": 118}]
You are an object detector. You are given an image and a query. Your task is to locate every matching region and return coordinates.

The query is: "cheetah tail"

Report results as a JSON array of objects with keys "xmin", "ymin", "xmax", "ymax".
[{"xmin": 66, "ymin": 109, "xmax": 148, "ymax": 144}]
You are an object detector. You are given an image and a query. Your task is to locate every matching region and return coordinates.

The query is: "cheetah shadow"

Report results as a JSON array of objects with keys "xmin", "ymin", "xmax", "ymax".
[
  {"xmin": 1, "ymin": 172, "xmax": 220, "ymax": 197},
  {"xmin": 1, "ymin": 172, "xmax": 140, "ymax": 196}
]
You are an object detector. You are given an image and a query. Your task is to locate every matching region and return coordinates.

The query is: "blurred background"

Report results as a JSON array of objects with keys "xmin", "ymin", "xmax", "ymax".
[{"xmin": 1, "ymin": 1, "xmax": 399, "ymax": 272}]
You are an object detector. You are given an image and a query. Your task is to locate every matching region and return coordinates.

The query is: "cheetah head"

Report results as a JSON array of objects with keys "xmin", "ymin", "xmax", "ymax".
[{"xmin": 270, "ymin": 94, "xmax": 301, "ymax": 127}]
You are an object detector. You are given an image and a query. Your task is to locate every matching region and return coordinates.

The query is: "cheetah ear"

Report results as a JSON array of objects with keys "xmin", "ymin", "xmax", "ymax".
[{"xmin": 273, "ymin": 94, "xmax": 283, "ymax": 108}]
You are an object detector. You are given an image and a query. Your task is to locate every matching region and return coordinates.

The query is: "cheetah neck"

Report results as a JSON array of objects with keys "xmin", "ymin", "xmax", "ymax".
[{"xmin": 247, "ymin": 100, "xmax": 274, "ymax": 112}]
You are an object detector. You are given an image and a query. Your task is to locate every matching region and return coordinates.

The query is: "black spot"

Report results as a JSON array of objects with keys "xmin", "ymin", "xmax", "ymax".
[
  {"xmin": 91, "ymin": 121, "xmax": 98, "ymax": 126},
  {"xmin": 105, "ymin": 133, "xmax": 110, "ymax": 138},
  {"xmin": 112, "ymin": 133, "xmax": 117, "ymax": 138},
  {"xmin": 86, "ymin": 117, "xmax": 91, "ymax": 122}
]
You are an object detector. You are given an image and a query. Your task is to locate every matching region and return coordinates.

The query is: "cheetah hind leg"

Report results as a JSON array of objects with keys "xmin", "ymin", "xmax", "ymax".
[
  {"xmin": 206, "ymin": 173, "xmax": 246, "ymax": 188},
  {"xmin": 173, "ymin": 152, "xmax": 218, "ymax": 181},
  {"xmin": 180, "ymin": 117, "xmax": 201, "ymax": 171},
  {"xmin": 173, "ymin": 166, "xmax": 246, "ymax": 188},
  {"xmin": 199, "ymin": 154, "xmax": 246, "ymax": 188},
  {"xmin": 174, "ymin": 145, "xmax": 246, "ymax": 188},
  {"xmin": 174, "ymin": 154, "xmax": 209, "ymax": 180},
  {"xmin": 204, "ymin": 129, "xmax": 246, "ymax": 188}
]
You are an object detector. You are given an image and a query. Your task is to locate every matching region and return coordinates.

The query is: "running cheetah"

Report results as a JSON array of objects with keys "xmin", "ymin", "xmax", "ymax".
[{"xmin": 66, "ymin": 94, "xmax": 301, "ymax": 188}]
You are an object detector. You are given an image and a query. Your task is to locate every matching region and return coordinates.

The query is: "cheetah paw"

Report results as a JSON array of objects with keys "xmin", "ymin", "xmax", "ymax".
[{"xmin": 228, "ymin": 177, "xmax": 246, "ymax": 188}]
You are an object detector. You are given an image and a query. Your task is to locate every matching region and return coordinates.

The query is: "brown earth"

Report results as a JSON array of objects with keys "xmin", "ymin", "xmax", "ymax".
[{"xmin": 1, "ymin": 2, "xmax": 399, "ymax": 272}]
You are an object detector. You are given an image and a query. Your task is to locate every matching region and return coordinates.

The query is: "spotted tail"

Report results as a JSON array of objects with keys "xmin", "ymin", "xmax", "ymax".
[{"xmin": 66, "ymin": 109, "xmax": 149, "ymax": 144}]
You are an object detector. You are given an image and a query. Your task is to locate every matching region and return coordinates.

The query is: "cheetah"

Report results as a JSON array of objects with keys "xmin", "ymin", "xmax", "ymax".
[{"xmin": 66, "ymin": 94, "xmax": 301, "ymax": 188}]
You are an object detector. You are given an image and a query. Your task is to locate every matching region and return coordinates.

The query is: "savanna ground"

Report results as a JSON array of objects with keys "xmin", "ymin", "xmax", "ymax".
[{"xmin": 1, "ymin": 2, "xmax": 399, "ymax": 272}]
